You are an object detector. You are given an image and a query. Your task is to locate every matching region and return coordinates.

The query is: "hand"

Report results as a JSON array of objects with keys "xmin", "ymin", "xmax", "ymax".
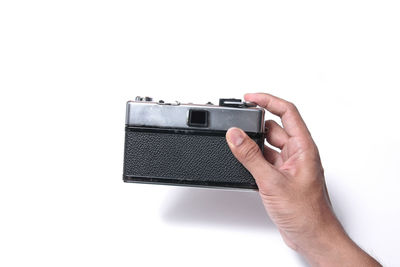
[{"xmin": 226, "ymin": 93, "xmax": 381, "ymax": 267}]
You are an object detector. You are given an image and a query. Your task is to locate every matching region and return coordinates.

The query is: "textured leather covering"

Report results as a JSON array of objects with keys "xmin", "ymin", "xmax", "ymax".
[{"xmin": 123, "ymin": 128, "xmax": 262, "ymax": 189}]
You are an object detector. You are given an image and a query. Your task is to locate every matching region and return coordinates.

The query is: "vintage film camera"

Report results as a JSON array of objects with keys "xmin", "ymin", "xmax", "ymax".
[{"xmin": 123, "ymin": 97, "xmax": 265, "ymax": 189}]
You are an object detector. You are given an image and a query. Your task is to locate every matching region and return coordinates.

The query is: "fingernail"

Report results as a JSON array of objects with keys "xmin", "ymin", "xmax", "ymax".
[{"xmin": 227, "ymin": 128, "xmax": 244, "ymax": 147}]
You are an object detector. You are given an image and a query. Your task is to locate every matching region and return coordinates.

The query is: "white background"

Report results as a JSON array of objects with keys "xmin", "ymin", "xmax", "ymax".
[{"xmin": 0, "ymin": 0, "xmax": 399, "ymax": 266}]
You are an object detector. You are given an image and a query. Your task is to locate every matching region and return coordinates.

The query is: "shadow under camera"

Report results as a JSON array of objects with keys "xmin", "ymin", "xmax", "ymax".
[{"xmin": 161, "ymin": 187, "xmax": 274, "ymax": 231}]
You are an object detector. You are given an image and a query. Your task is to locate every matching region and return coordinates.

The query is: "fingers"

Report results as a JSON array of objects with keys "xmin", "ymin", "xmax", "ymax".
[
  {"xmin": 263, "ymin": 145, "xmax": 282, "ymax": 166},
  {"xmin": 226, "ymin": 127, "xmax": 275, "ymax": 181},
  {"xmin": 244, "ymin": 93, "xmax": 310, "ymax": 138},
  {"xmin": 265, "ymin": 120, "xmax": 289, "ymax": 149}
]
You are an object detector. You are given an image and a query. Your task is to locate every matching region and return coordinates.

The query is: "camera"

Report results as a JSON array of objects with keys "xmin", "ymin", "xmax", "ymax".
[{"xmin": 123, "ymin": 97, "xmax": 265, "ymax": 189}]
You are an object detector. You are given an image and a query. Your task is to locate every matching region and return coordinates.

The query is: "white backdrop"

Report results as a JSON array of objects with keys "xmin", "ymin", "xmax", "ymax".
[{"xmin": 1, "ymin": 1, "xmax": 399, "ymax": 266}]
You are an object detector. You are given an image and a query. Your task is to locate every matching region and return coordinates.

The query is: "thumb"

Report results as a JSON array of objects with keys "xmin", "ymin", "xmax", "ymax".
[{"xmin": 226, "ymin": 127, "xmax": 274, "ymax": 181}]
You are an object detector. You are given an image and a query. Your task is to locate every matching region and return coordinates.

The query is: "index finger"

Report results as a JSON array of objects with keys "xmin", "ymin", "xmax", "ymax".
[{"xmin": 244, "ymin": 93, "xmax": 310, "ymax": 138}]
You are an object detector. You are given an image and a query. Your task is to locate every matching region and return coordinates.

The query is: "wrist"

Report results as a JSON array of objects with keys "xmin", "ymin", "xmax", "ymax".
[{"xmin": 299, "ymin": 221, "xmax": 350, "ymax": 266}]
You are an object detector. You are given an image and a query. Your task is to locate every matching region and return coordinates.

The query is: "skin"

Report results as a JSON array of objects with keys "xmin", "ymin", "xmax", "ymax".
[{"xmin": 225, "ymin": 93, "xmax": 381, "ymax": 267}]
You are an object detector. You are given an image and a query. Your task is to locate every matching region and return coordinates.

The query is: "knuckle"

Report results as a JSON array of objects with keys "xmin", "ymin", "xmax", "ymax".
[
  {"xmin": 286, "ymin": 101, "xmax": 297, "ymax": 111},
  {"xmin": 240, "ymin": 142, "xmax": 261, "ymax": 162}
]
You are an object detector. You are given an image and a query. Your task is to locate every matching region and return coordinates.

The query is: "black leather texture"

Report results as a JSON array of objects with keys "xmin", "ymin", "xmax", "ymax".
[{"xmin": 123, "ymin": 127, "xmax": 263, "ymax": 189}]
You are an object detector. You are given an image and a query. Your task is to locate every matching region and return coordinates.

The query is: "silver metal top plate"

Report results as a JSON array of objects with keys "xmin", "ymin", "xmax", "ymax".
[{"xmin": 125, "ymin": 101, "xmax": 265, "ymax": 133}]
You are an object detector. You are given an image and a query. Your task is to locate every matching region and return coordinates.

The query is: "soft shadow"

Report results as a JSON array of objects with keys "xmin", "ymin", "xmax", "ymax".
[
  {"xmin": 295, "ymin": 252, "xmax": 310, "ymax": 267},
  {"xmin": 161, "ymin": 187, "xmax": 274, "ymax": 231}
]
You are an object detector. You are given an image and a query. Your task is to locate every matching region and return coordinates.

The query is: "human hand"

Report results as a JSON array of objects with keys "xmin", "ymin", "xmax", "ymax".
[{"xmin": 226, "ymin": 93, "xmax": 380, "ymax": 267}]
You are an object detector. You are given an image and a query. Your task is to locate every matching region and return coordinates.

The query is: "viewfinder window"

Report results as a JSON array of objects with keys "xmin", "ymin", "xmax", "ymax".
[{"xmin": 188, "ymin": 109, "xmax": 208, "ymax": 127}]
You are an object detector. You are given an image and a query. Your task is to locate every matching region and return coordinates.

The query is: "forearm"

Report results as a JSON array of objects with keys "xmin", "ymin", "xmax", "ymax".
[{"xmin": 299, "ymin": 223, "xmax": 381, "ymax": 267}]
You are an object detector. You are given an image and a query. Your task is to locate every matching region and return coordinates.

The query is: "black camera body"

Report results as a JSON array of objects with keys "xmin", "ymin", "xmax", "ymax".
[{"xmin": 123, "ymin": 97, "xmax": 265, "ymax": 189}]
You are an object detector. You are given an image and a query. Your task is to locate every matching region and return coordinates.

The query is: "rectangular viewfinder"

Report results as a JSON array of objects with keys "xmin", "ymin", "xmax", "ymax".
[{"xmin": 188, "ymin": 109, "xmax": 208, "ymax": 127}]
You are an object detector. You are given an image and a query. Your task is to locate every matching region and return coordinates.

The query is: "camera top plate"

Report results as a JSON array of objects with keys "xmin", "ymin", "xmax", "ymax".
[{"xmin": 126, "ymin": 97, "xmax": 265, "ymax": 133}]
